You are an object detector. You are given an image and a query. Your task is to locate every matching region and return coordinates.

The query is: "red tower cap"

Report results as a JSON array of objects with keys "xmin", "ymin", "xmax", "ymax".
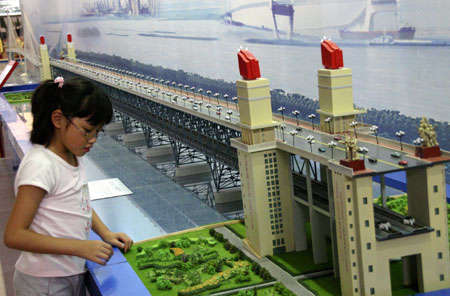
[
  {"xmin": 237, "ymin": 49, "xmax": 261, "ymax": 80},
  {"xmin": 39, "ymin": 35, "xmax": 45, "ymax": 45},
  {"xmin": 321, "ymin": 40, "xmax": 343, "ymax": 69},
  {"xmin": 67, "ymin": 33, "xmax": 72, "ymax": 43}
]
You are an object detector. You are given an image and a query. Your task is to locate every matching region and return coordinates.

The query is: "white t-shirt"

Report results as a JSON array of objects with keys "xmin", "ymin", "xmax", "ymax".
[{"xmin": 14, "ymin": 144, "xmax": 92, "ymax": 277}]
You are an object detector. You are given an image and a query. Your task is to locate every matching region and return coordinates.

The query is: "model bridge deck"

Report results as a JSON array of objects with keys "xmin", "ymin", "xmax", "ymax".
[{"xmin": 293, "ymin": 173, "xmax": 433, "ymax": 241}]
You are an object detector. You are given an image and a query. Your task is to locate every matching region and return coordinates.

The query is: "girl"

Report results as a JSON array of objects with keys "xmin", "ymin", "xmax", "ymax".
[{"xmin": 4, "ymin": 77, "xmax": 133, "ymax": 296}]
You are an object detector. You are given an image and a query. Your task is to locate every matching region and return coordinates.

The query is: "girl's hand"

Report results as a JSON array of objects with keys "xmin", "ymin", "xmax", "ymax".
[
  {"xmin": 101, "ymin": 231, "xmax": 134, "ymax": 253},
  {"xmin": 78, "ymin": 240, "xmax": 113, "ymax": 265}
]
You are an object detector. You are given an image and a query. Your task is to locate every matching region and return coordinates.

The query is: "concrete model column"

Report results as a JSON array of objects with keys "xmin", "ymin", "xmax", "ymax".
[{"xmin": 406, "ymin": 164, "xmax": 450, "ymax": 292}]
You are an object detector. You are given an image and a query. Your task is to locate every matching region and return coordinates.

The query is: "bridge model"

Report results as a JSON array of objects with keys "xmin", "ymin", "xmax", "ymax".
[{"xmin": 45, "ymin": 35, "xmax": 449, "ymax": 295}]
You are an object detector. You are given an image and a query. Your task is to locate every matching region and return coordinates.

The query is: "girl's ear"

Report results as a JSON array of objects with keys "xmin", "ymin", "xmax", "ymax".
[{"xmin": 51, "ymin": 109, "xmax": 65, "ymax": 129}]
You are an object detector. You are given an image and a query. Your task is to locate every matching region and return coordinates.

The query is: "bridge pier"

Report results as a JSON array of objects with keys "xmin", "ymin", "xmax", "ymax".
[
  {"xmin": 122, "ymin": 131, "xmax": 146, "ymax": 148},
  {"xmin": 103, "ymin": 122, "xmax": 124, "ymax": 137},
  {"xmin": 146, "ymin": 145, "xmax": 175, "ymax": 165},
  {"xmin": 175, "ymin": 162, "xmax": 211, "ymax": 185}
]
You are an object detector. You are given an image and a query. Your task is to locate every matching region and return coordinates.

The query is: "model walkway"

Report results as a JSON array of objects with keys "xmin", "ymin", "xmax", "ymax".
[{"xmin": 215, "ymin": 227, "xmax": 315, "ymax": 296}]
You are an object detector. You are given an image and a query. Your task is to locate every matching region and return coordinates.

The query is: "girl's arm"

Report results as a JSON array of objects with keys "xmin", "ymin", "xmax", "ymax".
[
  {"xmin": 91, "ymin": 209, "xmax": 133, "ymax": 252},
  {"xmin": 4, "ymin": 185, "xmax": 113, "ymax": 265}
]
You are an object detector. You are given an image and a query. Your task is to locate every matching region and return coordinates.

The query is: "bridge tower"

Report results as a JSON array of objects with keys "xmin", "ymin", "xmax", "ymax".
[
  {"xmin": 270, "ymin": 0, "xmax": 294, "ymax": 40},
  {"xmin": 329, "ymin": 160, "xmax": 450, "ymax": 295},
  {"xmin": 231, "ymin": 50, "xmax": 295, "ymax": 257},
  {"xmin": 323, "ymin": 41, "xmax": 450, "ymax": 294},
  {"xmin": 316, "ymin": 40, "xmax": 366, "ymax": 134},
  {"xmin": 362, "ymin": 0, "xmax": 398, "ymax": 32}
]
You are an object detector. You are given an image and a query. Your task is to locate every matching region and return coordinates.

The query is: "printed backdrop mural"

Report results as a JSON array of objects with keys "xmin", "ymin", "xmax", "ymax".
[{"xmin": 19, "ymin": 0, "xmax": 450, "ymax": 151}]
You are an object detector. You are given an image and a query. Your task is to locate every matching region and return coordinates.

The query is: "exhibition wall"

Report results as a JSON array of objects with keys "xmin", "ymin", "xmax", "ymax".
[{"xmin": 19, "ymin": 0, "xmax": 450, "ymax": 152}]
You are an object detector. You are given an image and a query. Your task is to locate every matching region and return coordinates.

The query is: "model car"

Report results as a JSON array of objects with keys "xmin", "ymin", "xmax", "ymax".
[
  {"xmin": 377, "ymin": 221, "xmax": 391, "ymax": 231},
  {"xmin": 398, "ymin": 160, "xmax": 408, "ymax": 166},
  {"xmin": 296, "ymin": 127, "xmax": 303, "ymax": 132},
  {"xmin": 318, "ymin": 147, "xmax": 326, "ymax": 153},
  {"xmin": 390, "ymin": 152, "xmax": 401, "ymax": 158},
  {"xmin": 403, "ymin": 216, "xmax": 415, "ymax": 226},
  {"xmin": 368, "ymin": 157, "xmax": 377, "ymax": 163},
  {"xmin": 333, "ymin": 136, "xmax": 342, "ymax": 141}
]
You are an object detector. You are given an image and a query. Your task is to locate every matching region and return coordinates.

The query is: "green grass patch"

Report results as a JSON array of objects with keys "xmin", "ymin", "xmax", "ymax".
[
  {"xmin": 301, "ymin": 275, "xmax": 342, "ymax": 296},
  {"xmin": 300, "ymin": 261, "xmax": 418, "ymax": 296},
  {"xmin": 390, "ymin": 260, "xmax": 418, "ymax": 296},
  {"xmin": 268, "ymin": 223, "xmax": 333, "ymax": 276},
  {"xmin": 226, "ymin": 221, "xmax": 246, "ymax": 239},
  {"xmin": 3, "ymin": 91, "xmax": 32, "ymax": 104},
  {"xmin": 123, "ymin": 228, "xmax": 269, "ymax": 296}
]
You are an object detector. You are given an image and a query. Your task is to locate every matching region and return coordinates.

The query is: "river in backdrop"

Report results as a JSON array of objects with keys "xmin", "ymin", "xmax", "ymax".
[{"xmin": 43, "ymin": 18, "xmax": 450, "ymax": 122}]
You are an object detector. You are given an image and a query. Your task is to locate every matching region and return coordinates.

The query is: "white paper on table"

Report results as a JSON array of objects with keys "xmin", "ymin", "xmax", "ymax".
[{"xmin": 88, "ymin": 178, "xmax": 132, "ymax": 200}]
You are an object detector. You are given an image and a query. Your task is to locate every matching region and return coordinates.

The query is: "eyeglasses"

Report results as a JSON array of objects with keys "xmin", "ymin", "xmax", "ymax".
[{"xmin": 65, "ymin": 116, "xmax": 104, "ymax": 140}]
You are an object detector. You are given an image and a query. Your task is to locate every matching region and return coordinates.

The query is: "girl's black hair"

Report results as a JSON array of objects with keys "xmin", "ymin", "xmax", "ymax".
[{"xmin": 30, "ymin": 77, "xmax": 113, "ymax": 146}]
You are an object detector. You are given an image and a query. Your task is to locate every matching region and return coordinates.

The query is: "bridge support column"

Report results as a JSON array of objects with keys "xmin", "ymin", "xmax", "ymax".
[
  {"xmin": 292, "ymin": 202, "xmax": 307, "ymax": 252},
  {"xmin": 406, "ymin": 164, "xmax": 450, "ymax": 292},
  {"xmin": 326, "ymin": 169, "xmax": 339, "ymax": 277},
  {"xmin": 380, "ymin": 174, "xmax": 387, "ymax": 207},
  {"xmin": 306, "ymin": 160, "xmax": 328, "ymax": 264}
]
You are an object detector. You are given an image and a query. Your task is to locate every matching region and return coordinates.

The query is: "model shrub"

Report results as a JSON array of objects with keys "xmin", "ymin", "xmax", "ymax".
[
  {"xmin": 183, "ymin": 270, "xmax": 202, "ymax": 287},
  {"xmin": 156, "ymin": 276, "xmax": 172, "ymax": 290},
  {"xmin": 224, "ymin": 241, "xmax": 231, "ymax": 250},
  {"xmin": 209, "ymin": 228, "xmax": 216, "ymax": 236},
  {"xmin": 215, "ymin": 232, "xmax": 224, "ymax": 242},
  {"xmin": 237, "ymin": 289, "xmax": 254, "ymax": 296},
  {"xmin": 274, "ymin": 282, "xmax": 296, "ymax": 296}
]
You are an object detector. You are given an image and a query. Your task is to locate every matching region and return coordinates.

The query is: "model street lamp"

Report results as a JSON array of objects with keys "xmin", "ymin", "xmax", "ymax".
[
  {"xmin": 370, "ymin": 125, "xmax": 379, "ymax": 144},
  {"xmin": 206, "ymin": 90, "xmax": 212, "ymax": 102},
  {"xmin": 290, "ymin": 130, "xmax": 298, "ymax": 145},
  {"xmin": 396, "ymin": 130, "xmax": 405, "ymax": 151},
  {"xmin": 350, "ymin": 121, "xmax": 358, "ymax": 138},
  {"xmin": 324, "ymin": 117, "xmax": 332, "ymax": 133},
  {"xmin": 223, "ymin": 94, "xmax": 229, "ymax": 107},
  {"xmin": 292, "ymin": 110, "xmax": 300, "ymax": 126},
  {"xmin": 232, "ymin": 96, "xmax": 238, "ymax": 109},
  {"xmin": 280, "ymin": 124, "xmax": 287, "ymax": 142},
  {"xmin": 198, "ymin": 88, "xmax": 203, "ymax": 100},
  {"xmin": 328, "ymin": 141, "xmax": 337, "ymax": 159},
  {"xmin": 214, "ymin": 93, "xmax": 220, "ymax": 104},
  {"xmin": 308, "ymin": 114, "xmax": 316, "ymax": 130},
  {"xmin": 278, "ymin": 106, "xmax": 286, "ymax": 121},
  {"xmin": 184, "ymin": 85, "xmax": 189, "ymax": 95},
  {"xmin": 182, "ymin": 96, "xmax": 187, "ymax": 107},
  {"xmin": 206, "ymin": 104, "xmax": 212, "ymax": 115},
  {"xmin": 307, "ymin": 135, "xmax": 315, "ymax": 152}
]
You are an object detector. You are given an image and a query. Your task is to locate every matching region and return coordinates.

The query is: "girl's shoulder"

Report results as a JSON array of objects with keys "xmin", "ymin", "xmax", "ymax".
[{"xmin": 24, "ymin": 145, "xmax": 55, "ymax": 164}]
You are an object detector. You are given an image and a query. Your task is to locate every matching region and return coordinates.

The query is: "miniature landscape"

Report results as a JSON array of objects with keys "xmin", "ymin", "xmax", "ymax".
[
  {"xmin": 124, "ymin": 216, "xmax": 435, "ymax": 296},
  {"xmin": 123, "ymin": 224, "xmax": 297, "ymax": 295},
  {"xmin": 3, "ymin": 91, "xmax": 32, "ymax": 104}
]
